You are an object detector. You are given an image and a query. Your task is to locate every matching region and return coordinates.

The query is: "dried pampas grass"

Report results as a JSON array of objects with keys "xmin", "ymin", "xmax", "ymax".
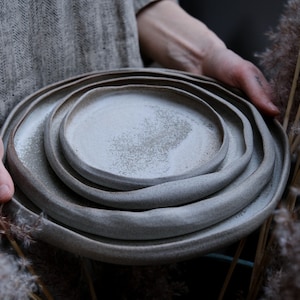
[
  {"xmin": 2, "ymin": 1, "xmax": 300, "ymax": 299},
  {"xmin": 259, "ymin": 0, "xmax": 300, "ymax": 127},
  {"xmin": 0, "ymin": 253, "xmax": 38, "ymax": 300},
  {"xmin": 247, "ymin": 0, "xmax": 300, "ymax": 299}
]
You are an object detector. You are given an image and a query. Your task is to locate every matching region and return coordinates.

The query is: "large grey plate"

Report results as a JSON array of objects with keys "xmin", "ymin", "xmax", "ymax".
[{"xmin": 1, "ymin": 68, "xmax": 290, "ymax": 265}]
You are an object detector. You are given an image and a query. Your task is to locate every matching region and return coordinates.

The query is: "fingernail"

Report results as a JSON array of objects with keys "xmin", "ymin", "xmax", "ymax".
[{"xmin": 269, "ymin": 103, "xmax": 280, "ymax": 115}]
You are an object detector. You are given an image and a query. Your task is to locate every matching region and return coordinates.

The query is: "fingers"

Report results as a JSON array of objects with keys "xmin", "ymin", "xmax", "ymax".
[
  {"xmin": 0, "ymin": 138, "xmax": 14, "ymax": 202},
  {"xmin": 226, "ymin": 53, "xmax": 279, "ymax": 116},
  {"xmin": 204, "ymin": 49, "xmax": 280, "ymax": 117},
  {"xmin": 238, "ymin": 66, "xmax": 280, "ymax": 117},
  {"xmin": 137, "ymin": 1, "xmax": 278, "ymax": 117}
]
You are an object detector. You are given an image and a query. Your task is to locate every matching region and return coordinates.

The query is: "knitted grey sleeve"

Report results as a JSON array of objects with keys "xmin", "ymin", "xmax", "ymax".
[
  {"xmin": 133, "ymin": 0, "xmax": 178, "ymax": 14},
  {"xmin": 134, "ymin": 0, "xmax": 161, "ymax": 13}
]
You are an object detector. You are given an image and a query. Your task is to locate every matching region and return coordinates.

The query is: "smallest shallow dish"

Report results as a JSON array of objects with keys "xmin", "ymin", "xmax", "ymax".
[{"xmin": 59, "ymin": 85, "xmax": 228, "ymax": 190}]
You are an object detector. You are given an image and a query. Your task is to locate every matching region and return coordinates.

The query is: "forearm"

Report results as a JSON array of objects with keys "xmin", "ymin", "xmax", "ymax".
[
  {"xmin": 136, "ymin": 0, "xmax": 226, "ymax": 75},
  {"xmin": 137, "ymin": 0, "xmax": 279, "ymax": 116}
]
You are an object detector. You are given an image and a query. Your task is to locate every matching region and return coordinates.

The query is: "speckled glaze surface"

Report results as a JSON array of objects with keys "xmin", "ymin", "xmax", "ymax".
[
  {"xmin": 1, "ymin": 68, "xmax": 290, "ymax": 265},
  {"xmin": 59, "ymin": 85, "xmax": 227, "ymax": 190}
]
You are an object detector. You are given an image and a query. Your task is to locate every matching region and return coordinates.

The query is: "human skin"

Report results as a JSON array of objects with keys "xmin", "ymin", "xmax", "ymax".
[
  {"xmin": 137, "ymin": 0, "xmax": 280, "ymax": 117},
  {"xmin": 0, "ymin": 139, "xmax": 14, "ymax": 202},
  {"xmin": 0, "ymin": 0, "xmax": 280, "ymax": 203}
]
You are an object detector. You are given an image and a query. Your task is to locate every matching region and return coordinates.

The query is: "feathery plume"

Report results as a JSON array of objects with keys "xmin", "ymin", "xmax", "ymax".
[
  {"xmin": 0, "ymin": 252, "xmax": 38, "ymax": 299},
  {"xmin": 262, "ymin": 208, "xmax": 300, "ymax": 299},
  {"xmin": 258, "ymin": 0, "xmax": 300, "ymax": 125}
]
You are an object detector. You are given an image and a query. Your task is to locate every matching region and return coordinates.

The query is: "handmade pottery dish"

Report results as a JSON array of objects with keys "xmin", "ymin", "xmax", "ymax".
[
  {"xmin": 59, "ymin": 85, "xmax": 228, "ymax": 190},
  {"xmin": 1, "ymin": 68, "xmax": 290, "ymax": 265}
]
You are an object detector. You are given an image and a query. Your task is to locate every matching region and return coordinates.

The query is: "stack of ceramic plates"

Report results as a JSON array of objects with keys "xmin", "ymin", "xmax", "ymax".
[{"xmin": 1, "ymin": 68, "xmax": 290, "ymax": 265}]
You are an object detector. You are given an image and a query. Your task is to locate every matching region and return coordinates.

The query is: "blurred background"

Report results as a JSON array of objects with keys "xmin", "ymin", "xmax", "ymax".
[{"xmin": 179, "ymin": 0, "xmax": 285, "ymax": 65}]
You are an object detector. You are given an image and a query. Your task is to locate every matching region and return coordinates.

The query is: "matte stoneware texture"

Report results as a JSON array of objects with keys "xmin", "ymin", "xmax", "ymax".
[{"xmin": 1, "ymin": 68, "xmax": 290, "ymax": 265}]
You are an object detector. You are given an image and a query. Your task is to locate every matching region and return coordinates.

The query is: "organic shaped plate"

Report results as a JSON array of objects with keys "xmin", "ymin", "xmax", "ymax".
[
  {"xmin": 59, "ymin": 85, "xmax": 228, "ymax": 190},
  {"xmin": 1, "ymin": 68, "xmax": 290, "ymax": 265},
  {"xmin": 43, "ymin": 78, "xmax": 253, "ymax": 210}
]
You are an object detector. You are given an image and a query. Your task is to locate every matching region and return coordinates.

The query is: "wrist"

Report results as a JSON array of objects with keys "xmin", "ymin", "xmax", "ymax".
[{"xmin": 137, "ymin": 0, "xmax": 226, "ymax": 73}]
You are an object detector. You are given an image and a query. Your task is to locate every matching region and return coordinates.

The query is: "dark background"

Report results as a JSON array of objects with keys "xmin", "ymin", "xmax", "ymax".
[{"xmin": 179, "ymin": 0, "xmax": 285, "ymax": 65}]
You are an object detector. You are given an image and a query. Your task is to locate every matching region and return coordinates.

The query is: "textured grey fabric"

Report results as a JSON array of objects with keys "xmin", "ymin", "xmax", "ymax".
[
  {"xmin": 0, "ymin": 0, "xmax": 156, "ymax": 126},
  {"xmin": 134, "ymin": 0, "xmax": 160, "ymax": 13}
]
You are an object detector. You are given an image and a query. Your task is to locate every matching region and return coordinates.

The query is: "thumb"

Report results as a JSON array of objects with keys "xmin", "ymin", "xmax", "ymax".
[{"xmin": 0, "ymin": 138, "xmax": 14, "ymax": 202}]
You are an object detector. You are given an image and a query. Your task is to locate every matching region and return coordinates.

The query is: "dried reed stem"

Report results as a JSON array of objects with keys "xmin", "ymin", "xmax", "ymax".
[
  {"xmin": 29, "ymin": 292, "xmax": 43, "ymax": 300},
  {"xmin": 247, "ymin": 230, "xmax": 276, "ymax": 299},
  {"xmin": 81, "ymin": 258, "xmax": 98, "ymax": 300},
  {"xmin": 291, "ymin": 152, "xmax": 300, "ymax": 182},
  {"xmin": 291, "ymin": 104, "xmax": 300, "ymax": 142},
  {"xmin": 291, "ymin": 134, "xmax": 300, "ymax": 153},
  {"xmin": 252, "ymin": 1, "xmax": 300, "ymax": 297},
  {"xmin": 286, "ymin": 186, "xmax": 300, "ymax": 212},
  {"xmin": 283, "ymin": 42, "xmax": 300, "ymax": 132},
  {"xmin": 0, "ymin": 205, "xmax": 54, "ymax": 300},
  {"xmin": 287, "ymin": 139, "xmax": 300, "ymax": 211},
  {"xmin": 217, "ymin": 238, "xmax": 246, "ymax": 300},
  {"xmin": 250, "ymin": 218, "xmax": 271, "ymax": 276}
]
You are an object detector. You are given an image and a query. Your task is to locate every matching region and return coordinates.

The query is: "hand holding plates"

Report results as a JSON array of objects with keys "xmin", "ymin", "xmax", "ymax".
[{"xmin": 1, "ymin": 68, "xmax": 290, "ymax": 265}]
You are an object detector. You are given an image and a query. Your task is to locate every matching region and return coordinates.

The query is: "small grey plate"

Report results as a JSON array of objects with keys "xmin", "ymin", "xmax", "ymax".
[{"xmin": 59, "ymin": 85, "xmax": 227, "ymax": 190}]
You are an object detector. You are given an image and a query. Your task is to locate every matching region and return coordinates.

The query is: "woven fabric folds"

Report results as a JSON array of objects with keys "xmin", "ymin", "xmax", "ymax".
[{"xmin": 0, "ymin": 0, "xmax": 151, "ymax": 127}]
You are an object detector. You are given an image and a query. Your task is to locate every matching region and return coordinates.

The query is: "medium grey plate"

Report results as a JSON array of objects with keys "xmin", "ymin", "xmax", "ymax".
[
  {"xmin": 43, "ymin": 78, "xmax": 252, "ymax": 210},
  {"xmin": 1, "ymin": 68, "xmax": 290, "ymax": 265}
]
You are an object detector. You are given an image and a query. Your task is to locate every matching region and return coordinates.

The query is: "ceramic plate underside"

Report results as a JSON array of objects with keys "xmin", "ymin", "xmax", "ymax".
[{"xmin": 1, "ymin": 68, "xmax": 290, "ymax": 265}]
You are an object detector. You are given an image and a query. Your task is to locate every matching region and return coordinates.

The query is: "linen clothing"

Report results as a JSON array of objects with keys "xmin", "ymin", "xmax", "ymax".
[{"xmin": 0, "ymin": 0, "xmax": 159, "ymax": 126}]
